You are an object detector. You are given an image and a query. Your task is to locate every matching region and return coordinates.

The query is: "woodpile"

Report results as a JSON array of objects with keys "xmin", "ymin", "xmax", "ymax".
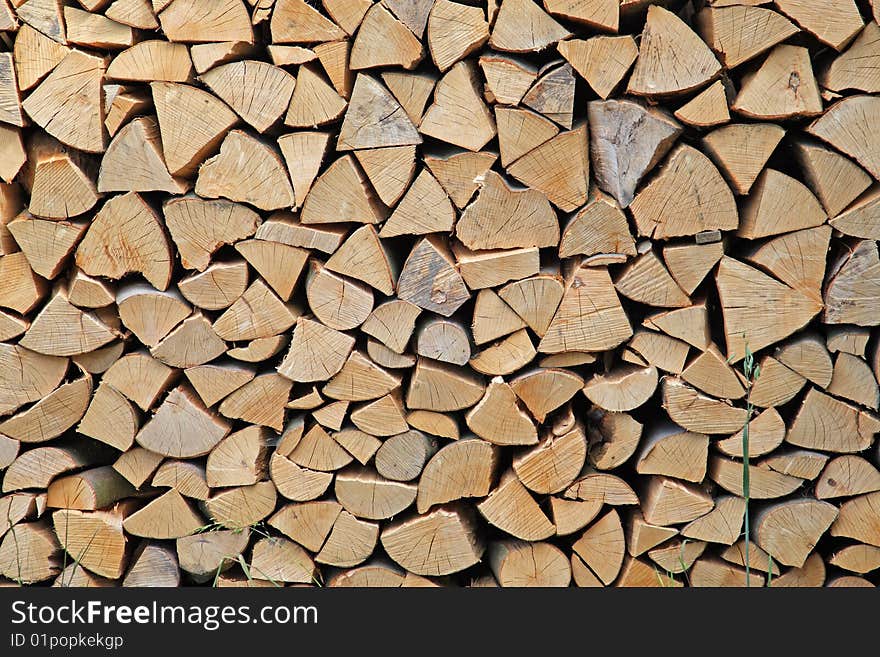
[{"xmin": 1, "ymin": 0, "xmax": 879, "ymax": 589}]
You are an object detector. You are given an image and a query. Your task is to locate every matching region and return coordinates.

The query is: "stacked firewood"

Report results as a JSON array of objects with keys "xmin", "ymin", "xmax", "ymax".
[{"xmin": 1, "ymin": 0, "xmax": 879, "ymax": 588}]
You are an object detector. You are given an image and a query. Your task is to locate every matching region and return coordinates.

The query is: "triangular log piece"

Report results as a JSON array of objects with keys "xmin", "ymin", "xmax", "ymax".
[
  {"xmin": 195, "ymin": 131, "xmax": 294, "ymax": 211},
  {"xmin": 732, "ymin": 45, "xmax": 822, "ymax": 120},
  {"xmin": 420, "ymin": 61, "xmax": 496, "ymax": 151},
  {"xmin": 76, "ymin": 192, "xmax": 171, "ymax": 289},
  {"xmin": 337, "ymin": 74, "xmax": 421, "ymax": 151},
  {"xmin": 696, "ymin": 5, "xmax": 798, "ymax": 69},
  {"xmin": 629, "ymin": 144, "xmax": 738, "ymax": 239},
  {"xmin": 350, "ymin": 3, "xmax": 423, "ymax": 71},
  {"xmin": 774, "ymin": 0, "xmax": 862, "ymax": 51},
  {"xmin": 99, "ymin": 117, "xmax": 187, "ymax": 193},
  {"xmin": 702, "ymin": 122, "xmax": 785, "ymax": 195},
  {"xmin": 627, "ymin": 6, "xmax": 721, "ymax": 98}
]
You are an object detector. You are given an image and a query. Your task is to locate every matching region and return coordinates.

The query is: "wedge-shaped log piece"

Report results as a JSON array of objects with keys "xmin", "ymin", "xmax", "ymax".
[
  {"xmin": 827, "ymin": 352, "xmax": 879, "ymax": 410},
  {"xmin": 287, "ymin": 423, "xmax": 354, "ymax": 472},
  {"xmin": 510, "ymin": 368, "xmax": 582, "ymax": 423},
  {"xmin": 382, "ymin": 507, "xmax": 484, "ymax": 576},
  {"xmin": 478, "ymin": 54, "xmax": 537, "ymax": 106},
  {"xmin": 22, "ymin": 50, "xmax": 106, "ymax": 153},
  {"xmin": 250, "ymin": 536, "xmax": 315, "ymax": 584},
  {"xmin": 716, "ymin": 407, "xmax": 785, "ymax": 458},
  {"xmin": 822, "ymin": 22, "xmax": 880, "ymax": 93},
  {"xmin": 823, "ymin": 240, "xmax": 880, "ymax": 326},
  {"xmin": 627, "ymin": 6, "xmax": 721, "ymax": 98},
  {"xmin": 52, "ymin": 506, "xmax": 132, "ymax": 579},
  {"xmin": 381, "ymin": 169, "xmax": 454, "ymax": 239},
  {"xmin": 218, "ymin": 374, "xmax": 291, "ymax": 432},
  {"xmin": 644, "ymin": 303, "xmax": 711, "ymax": 350},
  {"xmin": 490, "ymin": 0, "xmax": 568, "ymax": 52},
  {"xmin": 99, "ymin": 117, "xmax": 187, "ymax": 193},
  {"xmin": 522, "ymin": 61, "xmax": 575, "ymax": 129},
  {"xmin": 315, "ymin": 510, "xmax": 378, "ymax": 568},
  {"xmin": 195, "ymin": 130, "xmax": 294, "ymax": 211},
  {"xmin": 756, "ymin": 499, "xmax": 838, "ymax": 567},
  {"xmin": 615, "ymin": 251, "xmax": 690, "ymax": 308},
  {"xmin": 20, "ymin": 289, "xmax": 117, "ymax": 356},
  {"xmin": 786, "ymin": 388, "xmax": 880, "ymax": 453},
  {"xmin": 152, "ymin": 460, "xmax": 209, "ymax": 500},
  {"xmin": 478, "ymin": 471, "xmax": 555, "ymax": 541},
  {"xmin": 278, "ymin": 318, "xmax": 354, "ymax": 383},
  {"xmin": 270, "ymin": 452, "xmax": 333, "ymax": 501},
  {"xmin": 539, "ymin": 264, "xmax": 631, "ymax": 354},
  {"xmin": 374, "ymin": 430, "xmax": 436, "ymax": 481},
  {"xmin": 831, "ymin": 492, "xmax": 880, "ymax": 547},
  {"xmin": 350, "ymin": 393, "xmax": 407, "ymax": 436},
  {"xmin": 816, "ymin": 456, "xmax": 880, "ymax": 500},
  {"xmin": 150, "ymin": 81, "xmax": 237, "ymax": 178},
  {"xmin": 506, "ymin": 125, "xmax": 588, "ymax": 212},
  {"xmin": 0, "ymin": 521, "xmax": 60, "ymax": 584},
  {"xmin": 739, "ymin": 168, "xmax": 826, "ymax": 240},
  {"xmin": 205, "ymin": 481, "xmax": 276, "ymax": 530},
  {"xmin": 417, "ymin": 439, "xmax": 497, "ymax": 513},
  {"xmin": 77, "ymin": 383, "xmax": 138, "ymax": 451},
  {"xmin": 636, "ymin": 427, "xmax": 708, "ymax": 483},
  {"xmin": 587, "ymin": 411, "xmax": 642, "ymax": 471},
  {"xmin": 828, "ymin": 544, "xmax": 880, "ymax": 575},
  {"xmin": 572, "ymin": 510, "xmax": 624, "ymax": 585},
  {"xmin": 123, "ymin": 489, "xmax": 203, "ymax": 539},
  {"xmin": 338, "ymin": 74, "xmax": 421, "ymax": 151},
  {"xmin": 630, "ymin": 144, "xmax": 737, "ymax": 239},
  {"xmin": 426, "ymin": 0, "xmax": 488, "ymax": 72},
  {"xmin": 201, "ymin": 61, "xmax": 293, "ymax": 133},
  {"xmin": 46, "ymin": 466, "xmax": 134, "ymax": 511},
  {"xmin": 159, "ymin": 0, "xmax": 253, "ymax": 43},
  {"xmin": 213, "ymin": 279, "xmax": 296, "ymax": 342},
  {"xmin": 674, "ymin": 80, "xmax": 729, "ymax": 129},
  {"xmin": 107, "ymin": 40, "xmax": 192, "ymax": 83},
  {"xmin": 774, "ymin": 0, "xmax": 862, "ymax": 51},
  {"xmin": 469, "ymin": 329, "xmax": 535, "ymax": 376},
  {"xmin": 122, "ymin": 542, "xmax": 180, "ymax": 587},
  {"xmin": 178, "ymin": 260, "xmax": 249, "ymax": 310},
  {"xmin": 490, "ymin": 540, "xmax": 570, "ymax": 587},
  {"xmin": 457, "ymin": 172, "xmax": 557, "ymax": 249},
  {"xmin": 583, "ymin": 365, "xmax": 658, "ymax": 413},
  {"xmin": 559, "ymin": 36, "xmax": 637, "ymax": 100},
  {"xmin": 710, "ymin": 456, "xmax": 802, "ymax": 499},
  {"xmin": 270, "ymin": 0, "xmax": 344, "ymax": 43},
  {"xmin": 498, "ymin": 275, "xmax": 564, "ymax": 338},
  {"xmin": 16, "ymin": 0, "xmax": 65, "ymax": 43},
  {"xmin": 0, "ymin": 374, "xmax": 90, "ymax": 443},
  {"xmin": 136, "ymin": 387, "xmax": 230, "ymax": 458},
  {"xmin": 702, "ymin": 122, "xmax": 784, "ymax": 195},
  {"xmin": 681, "ymin": 344, "xmax": 745, "ymax": 400},
  {"xmin": 642, "ymin": 476, "xmax": 714, "ymax": 526},
  {"xmin": 716, "ymin": 256, "xmax": 822, "ymax": 362},
  {"xmin": 807, "ymin": 96, "xmax": 880, "ymax": 180},
  {"xmin": 420, "ymin": 61, "xmax": 495, "ymax": 151},
  {"xmin": 775, "ymin": 333, "xmax": 833, "ymax": 387},
  {"xmin": 662, "ymin": 378, "xmax": 747, "ymax": 435},
  {"xmin": 407, "ymin": 358, "xmax": 485, "ymax": 412},
  {"xmin": 75, "ymin": 192, "xmax": 171, "ymax": 289},
  {"xmin": 323, "ymin": 351, "xmax": 401, "ymax": 402},
  {"xmin": 350, "ymin": 3, "xmax": 423, "ymax": 71},
  {"xmin": 564, "ymin": 473, "xmax": 639, "ymax": 506},
  {"xmin": 63, "ymin": 7, "xmax": 133, "ymax": 49},
  {"xmin": 792, "ymin": 139, "xmax": 871, "ymax": 218},
  {"xmin": 184, "ymin": 363, "xmax": 254, "ymax": 408},
  {"xmin": 300, "ymin": 154, "xmax": 383, "ymax": 225},
  {"xmin": 333, "ymin": 428, "xmax": 381, "ymax": 467},
  {"xmin": 588, "ymin": 99, "xmax": 681, "ymax": 208},
  {"xmin": 354, "ymin": 145, "xmax": 416, "ymax": 207},
  {"xmin": 176, "ymin": 528, "xmax": 249, "ymax": 581},
  {"xmin": 149, "ymin": 311, "xmax": 226, "ymax": 368},
  {"xmin": 697, "ymin": 5, "xmax": 798, "ymax": 69},
  {"xmin": 732, "ymin": 45, "xmax": 821, "ymax": 120},
  {"xmin": 269, "ymin": 501, "xmax": 340, "ymax": 552},
  {"xmin": 495, "ymin": 106, "xmax": 557, "ymax": 168},
  {"xmin": 513, "ymin": 428, "xmax": 586, "ymax": 495},
  {"xmin": 397, "ymin": 236, "xmax": 470, "ymax": 317},
  {"xmin": 27, "ymin": 155, "xmax": 99, "ymax": 220},
  {"xmin": 682, "ymin": 496, "xmax": 745, "ymax": 546},
  {"xmin": 335, "ymin": 467, "xmax": 417, "ymax": 520},
  {"xmin": 466, "ymin": 377, "xmax": 537, "ymax": 446},
  {"xmin": 284, "ymin": 64, "xmax": 347, "ymax": 128},
  {"xmin": 748, "ymin": 226, "xmax": 829, "ymax": 306},
  {"xmin": 278, "ymin": 132, "xmax": 329, "ymax": 209}
]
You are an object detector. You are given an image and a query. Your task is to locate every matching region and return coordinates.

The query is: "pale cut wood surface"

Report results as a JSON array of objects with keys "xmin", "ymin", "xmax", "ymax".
[{"xmin": 2, "ymin": 0, "xmax": 878, "ymax": 589}]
